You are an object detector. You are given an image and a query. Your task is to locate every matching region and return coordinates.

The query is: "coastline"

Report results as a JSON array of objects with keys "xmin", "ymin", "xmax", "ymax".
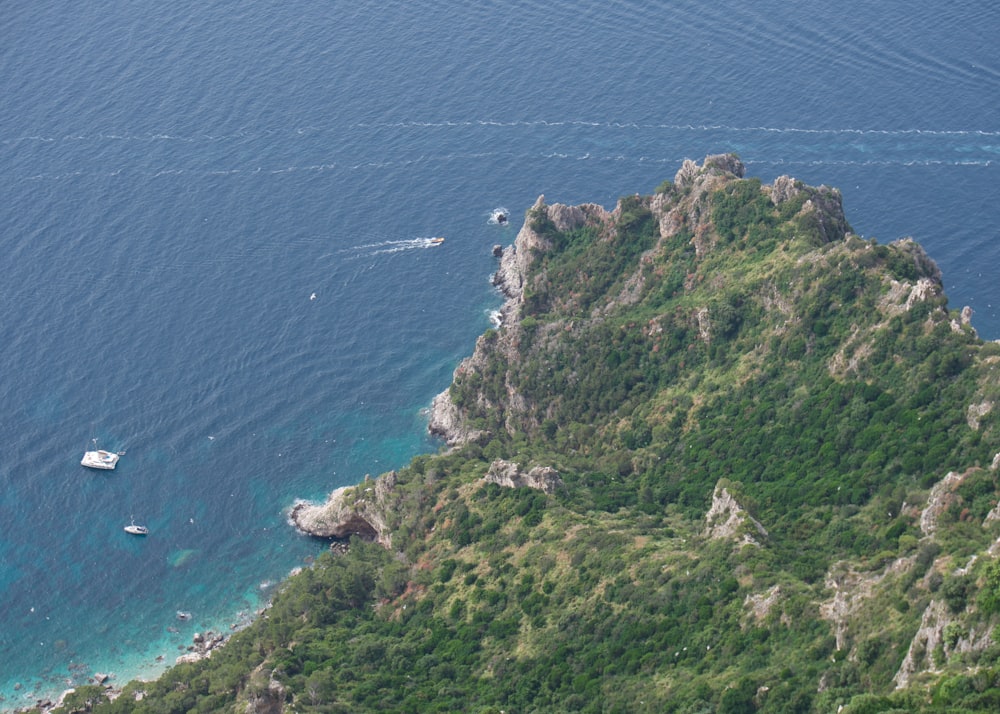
[
  {"xmin": 7, "ymin": 211, "xmax": 530, "ymax": 713},
  {"xmin": 2, "ymin": 588, "xmax": 270, "ymax": 714}
]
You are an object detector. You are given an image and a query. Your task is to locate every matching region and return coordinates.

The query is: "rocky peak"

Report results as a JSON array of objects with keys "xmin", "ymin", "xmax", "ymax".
[
  {"xmin": 704, "ymin": 482, "xmax": 768, "ymax": 546},
  {"xmin": 673, "ymin": 153, "xmax": 746, "ymax": 189},
  {"xmin": 769, "ymin": 175, "xmax": 801, "ymax": 205},
  {"xmin": 892, "ymin": 237, "xmax": 943, "ymax": 283}
]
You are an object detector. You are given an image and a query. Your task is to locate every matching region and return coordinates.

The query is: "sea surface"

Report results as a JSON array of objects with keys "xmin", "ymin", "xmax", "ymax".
[{"xmin": 2, "ymin": 0, "xmax": 998, "ymax": 706}]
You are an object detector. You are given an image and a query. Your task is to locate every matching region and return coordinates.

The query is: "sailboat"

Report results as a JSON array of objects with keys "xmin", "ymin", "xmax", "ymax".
[{"xmin": 124, "ymin": 517, "xmax": 149, "ymax": 536}]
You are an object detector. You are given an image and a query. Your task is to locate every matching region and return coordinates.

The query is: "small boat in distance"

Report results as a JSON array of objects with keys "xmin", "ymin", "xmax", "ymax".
[
  {"xmin": 81, "ymin": 449, "xmax": 119, "ymax": 470},
  {"xmin": 124, "ymin": 518, "xmax": 148, "ymax": 536},
  {"xmin": 430, "ymin": 236, "xmax": 445, "ymax": 245}
]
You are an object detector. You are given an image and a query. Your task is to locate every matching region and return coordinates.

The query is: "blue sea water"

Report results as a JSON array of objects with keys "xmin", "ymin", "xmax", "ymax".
[{"xmin": 1, "ymin": 0, "xmax": 998, "ymax": 706}]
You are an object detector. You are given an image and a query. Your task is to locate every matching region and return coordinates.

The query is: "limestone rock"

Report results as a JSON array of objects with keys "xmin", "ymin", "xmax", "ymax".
[
  {"xmin": 289, "ymin": 471, "xmax": 397, "ymax": 547},
  {"xmin": 483, "ymin": 459, "xmax": 563, "ymax": 494},
  {"xmin": 695, "ymin": 306, "xmax": 712, "ymax": 344},
  {"xmin": 893, "ymin": 599, "xmax": 949, "ymax": 688},
  {"xmin": 796, "ymin": 185, "xmax": 849, "ymax": 245},
  {"xmin": 244, "ymin": 671, "xmax": 287, "ymax": 714},
  {"xmin": 967, "ymin": 401, "xmax": 992, "ymax": 431},
  {"xmin": 428, "ymin": 389, "xmax": 485, "ymax": 446},
  {"xmin": 703, "ymin": 153, "xmax": 746, "ymax": 177},
  {"xmin": 176, "ymin": 630, "xmax": 226, "ymax": 665},
  {"xmin": 769, "ymin": 175, "xmax": 801, "ymax": 205},
  {"xmin": 430, "ymin": 196, "xmax": 575, "ymax": 447},
  {"xmin": 663, "ymin": 154, "xmax": 753, "ymax": 257},
  {"xmin": 891, "ymin": 596, "xmax": 992, "ymax": 689},
  {"xmin": 919, "ymin": 471, "xmax": 965, "ymax": 536},
  {"xmin": 675, "ymin": 154, "xmax": 745, "ymax": 188},
  {"xmin": 891, "ymin": 237, "xmax": 944, "ymax": 285},
  {"xmin": 704, "ymin": 483, "xmax": 767, "ymax": 546},
  {"xmin": 744, "ymin": 585, "xmax": 782, "ymax": 624},
  {"xmin": 673, "ymin": 158, "xmax": 701, "ymax": 188},
  {"xmin": 905, "ymin": 277, "xmax": 939, "ymax": 310}
]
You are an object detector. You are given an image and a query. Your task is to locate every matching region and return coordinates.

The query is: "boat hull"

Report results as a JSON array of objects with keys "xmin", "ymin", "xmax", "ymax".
[{"xmin": 81, "ymin": 450, "xmax": 119, "ymax": 470}]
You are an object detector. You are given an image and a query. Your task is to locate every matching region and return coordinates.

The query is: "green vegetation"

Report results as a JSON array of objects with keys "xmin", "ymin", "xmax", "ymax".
[{"xmin": 64, "ymin": 156, "xmax": 1000, "ymax": 713}]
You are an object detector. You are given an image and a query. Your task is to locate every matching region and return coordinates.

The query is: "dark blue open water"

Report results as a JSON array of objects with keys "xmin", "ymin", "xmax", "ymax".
[{"xmin": 2, "ymin": 0, "xmax": 998, "ymax": 706}]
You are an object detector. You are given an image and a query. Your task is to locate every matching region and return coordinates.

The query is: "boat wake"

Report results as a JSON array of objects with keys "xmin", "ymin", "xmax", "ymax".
[
  {"xmin": 13, "ymin": 118, "xmax": 1000, "ymax": 185},
  {"xmin": 340, "ymin": 237, "xmax": 445, "ymax": 258}
]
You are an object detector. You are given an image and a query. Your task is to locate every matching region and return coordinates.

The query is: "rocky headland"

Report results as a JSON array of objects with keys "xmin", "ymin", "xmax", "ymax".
[
  {"xmin": 288, "ymin": 471, "xmax": 397, "ymax": 547},
  {"xmin": 66, "ymin": 154, "xmax": 1000, "ymax": 713}
]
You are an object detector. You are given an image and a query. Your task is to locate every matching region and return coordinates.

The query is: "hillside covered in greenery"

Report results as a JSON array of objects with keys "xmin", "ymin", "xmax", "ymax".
[{"xmin": 61, "ymin": 155, "xmax": 1000, "ymax": 713}]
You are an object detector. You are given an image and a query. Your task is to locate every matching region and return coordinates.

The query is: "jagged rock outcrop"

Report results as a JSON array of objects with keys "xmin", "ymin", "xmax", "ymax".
[
  {"xmin": 878, "ymin": 276, "xmax": 942, "ymax": 319},
  {"xmin": 819, "ymin": 559, "xmax": 910, "ymax": 653},
  {"xmin": 428, "ymin": 389, "xmax": 486, "ymax": 447},
  {"xmin": 673, "ymin": 154, "xmax": 746, "ymax": 189},
  {"xmin": 483, "ymin": 459, "xmax": 564, "ymax": 494},
  {"xmin": 826, "ymin": 237, "xmax": 947, "ymax": 379},
  {"xmin": 744, "ymin": 585, "xmax": 783, "ymax": 625},
  {"xmin": 893, "ymin": 599, "xmax": 950, "ymax": 688},
  {"xmin": 176, "ymin": 630, "xmax": 226, "ymax": 665},
  {"xmin": 289, "ymin": 471, "xmax": 396, "ymax": 548},
  {"xmin": 432, "ymin": 155, "xmax": 781, "ymax": 447},
  {"xmin": 891, "ymin": 237, "xmax": 944, "ymax": 285},
  {"xmin": 952, "ymin": 305, "xmax": 978, "ymax": 335},
  {"xmin": 769, "ymin": 175, "xmax": 801, "ymax": 205},
  {"xmin": 703, "ymin": 483, "xmax": 768, "ymax": 546},
  {"xmin": 428, "ymin": 204, "xmax": 542, "ymax": 447},
  {"xmin": 431, "ymin": 194, "xmax": 589, "ymax": 446},
  {"xmin": 919, "ymin": 471, "xmax": 966, "ymax": 536},
  {"xmin": 967, "ymin": 401, "xmax": 993, "ymax": 431},
  {"xmin": 243, "ymin": 666, "xmax": 287, "ymax": 714},
  {"xmin": 652, "ymin": 155, "xmax": 748, "ymax": 258},
  {"xmin": 797, "ymin": 184, "xmax": 850, "ymax": 245},
  {"xmin": 892, "ymin": 597, "xmax": 993, "ymax": 689}
]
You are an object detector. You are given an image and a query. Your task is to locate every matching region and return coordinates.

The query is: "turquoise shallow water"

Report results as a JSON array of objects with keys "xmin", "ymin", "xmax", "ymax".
[{"xmin": 2, "ymin": 0, "xmax": 999, "ymax": 707}]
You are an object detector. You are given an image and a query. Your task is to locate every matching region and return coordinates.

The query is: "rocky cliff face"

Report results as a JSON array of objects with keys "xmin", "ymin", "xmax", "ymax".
[
  {"xmin": 106, "ymin": 154, "xmax": 1000, "ymax": 714},
  {"xmin": 483, "ymin": 459, "xmax": 564, "ymax": 494},
  {"xmin": 428, "ymin": 193, "xmax": 593, "ymax": 446},
  {"xmin": 703, "ymin": 482, "xmax": 768, "ymax": 546},
  {"xmin": 428, "ymin": 154, "xmax": 856, "ymax": 447},
  {"xmin": 289, "ymin": 471, "xmax": 397, "ymax": 548}
]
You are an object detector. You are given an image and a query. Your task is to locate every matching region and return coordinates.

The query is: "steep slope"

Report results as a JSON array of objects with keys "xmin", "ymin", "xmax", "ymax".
[{"xmin": 68, "ymin": 156, "xmax": 1000, "ymax": 714}]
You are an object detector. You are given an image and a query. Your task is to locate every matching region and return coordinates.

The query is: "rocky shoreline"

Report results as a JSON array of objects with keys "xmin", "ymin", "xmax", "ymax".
[
  {"xmin": 8, "ymin": 610, "xmax": 261, "ymax": 714},
  {"xmin": 12, "ymin": 209, "xmax": 543, "ymax": 712},
  {"xmin": 288, "ymin": 470, "xmax": 397, "ymax": 547}
]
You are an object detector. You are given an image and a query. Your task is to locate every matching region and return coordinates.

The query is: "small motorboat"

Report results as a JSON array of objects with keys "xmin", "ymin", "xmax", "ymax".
[{"xmin": 430, "ymin": 236, "xmax": 445, "ymax": 245}]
